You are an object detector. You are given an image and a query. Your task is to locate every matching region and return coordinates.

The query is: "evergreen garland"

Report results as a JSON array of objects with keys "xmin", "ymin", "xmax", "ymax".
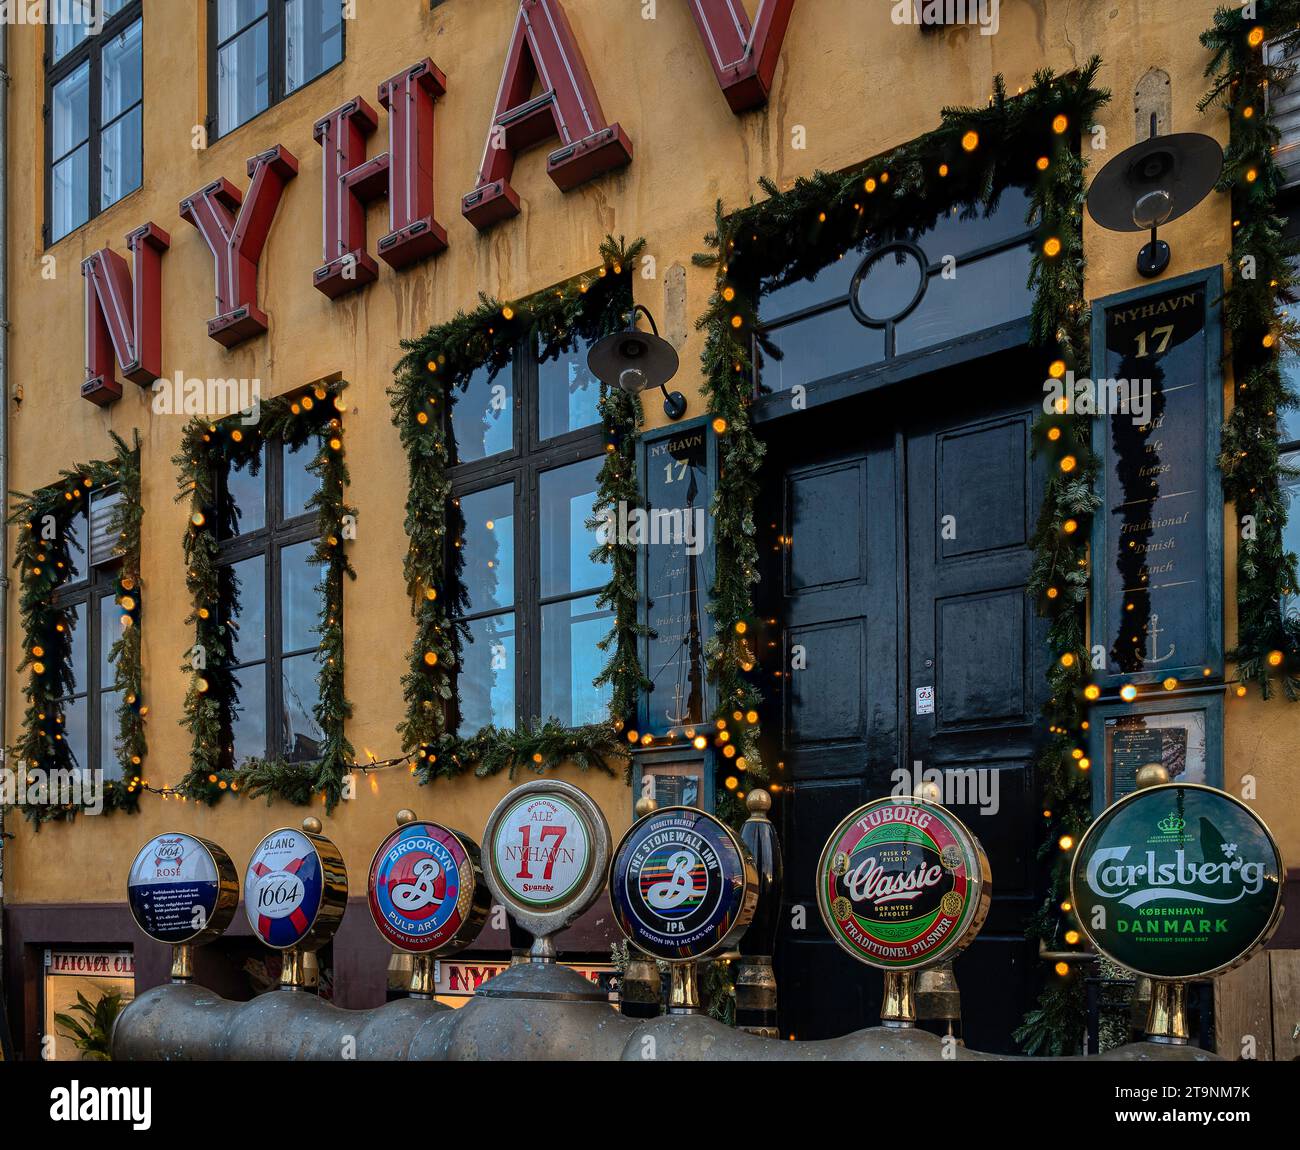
[
  {"xmin": 694, "ymin": 64, "xmax": 1107, "ymax": 837},
  {"xmin": 7, "ymin": 431, "xmax": 145, "ymax": 825},
  {"xmin": 1202, "ymin": 1, "xmax": 1300, "ymax": 698},
  {"xmin": 388, "ymin": 235, "xmax": 645, "ymax": 778},
  {"xmin": 173, "ymin": 381, "xmax": 356, "ymax": 809}
]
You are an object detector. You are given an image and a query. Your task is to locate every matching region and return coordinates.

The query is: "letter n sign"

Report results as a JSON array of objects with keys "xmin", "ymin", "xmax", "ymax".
[
  {"xmin": 180, "ymin": 146, "xmax": 298, "ymax": 348},
  {"xmin": 80, "ymin": 222, "xmax": 169, "ymax": 407},
  {"xmin": 462, "ymin": 0, "xmax": 632, "ymax": 231}
]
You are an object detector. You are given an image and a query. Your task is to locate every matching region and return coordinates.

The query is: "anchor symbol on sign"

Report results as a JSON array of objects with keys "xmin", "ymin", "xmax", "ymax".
[
  {"xmin": 1143, "ymin": 613, "xmax": 1176, "ymax": 665},
  {"xmin": 666, "ymin": 682, "xmax": 690, "ymax": 727}
]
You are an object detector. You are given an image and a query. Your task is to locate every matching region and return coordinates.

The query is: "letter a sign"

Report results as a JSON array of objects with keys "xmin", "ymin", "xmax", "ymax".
[{"xmin": 462, "ymin": 0, "xmax": 632, "ymax": 231}]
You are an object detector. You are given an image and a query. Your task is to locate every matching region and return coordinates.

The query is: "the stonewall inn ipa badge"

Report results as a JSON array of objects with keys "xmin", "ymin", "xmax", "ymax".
[
  {"xmin": 1071, "ymin": 783, "xmax": 1284, "ymax": 979},
  {"xmin": 127, "ymin": 833, "xmax": 238, "ymax": 945},
  {"xmin": 245, "ymin": 824, "xmax": 348, "ymax": 951},
  {"xmin": 367, "ymin": 820, "xmax": 489, "ymax": 953},
  {"xmin": 816, "ymin": 798, "xmax": 991, "ymax": 969},
  {"xmin": 484, "ymin": 780, "xmax": 610, "ymax": 936},
  {"xmin": 609, "ymin": 806, "xmax": 758, "ymax": 960}
]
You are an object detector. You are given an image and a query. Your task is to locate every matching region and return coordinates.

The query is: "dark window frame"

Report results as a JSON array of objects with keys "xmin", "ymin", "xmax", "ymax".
[
  {"xmin": 753, "ymin": 198, "xmax": 1038, "ymax": 397},
  {"xmin": 43, "ymin": 1, "xmax": 144, "ymax": 247},
  {"xmin": 49, "ymin": 503, "xmax": 122, "ymax": 778},
  {"xmin": 447, "ymin": 337, "xmax": 608, "ymax": 734},
  {"xmin": 205, "ymin": 0, "xmax": 347, "ymax": 142},
  {"xmin": 216, "ymin": 438, "xmax": 322, "ymax": 768}
]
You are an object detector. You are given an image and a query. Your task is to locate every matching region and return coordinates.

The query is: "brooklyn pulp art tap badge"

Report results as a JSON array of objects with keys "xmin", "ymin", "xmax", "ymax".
[
  {"xmin": 245, "ymin": 828, "xmax": 327, "ymax": 949},
  {"xmin": 609, "ymin": 806, "xmax": 757, "ymax": 960},
  {"xmin": 1070, "ymin": 783, "xmax": 1284, "ymax": 980},
  {"xmin": 816, "ymin": 798, "xmax": 990, "ymax": 969},
  {"xmin": 367, "ymin": 821, "xmax": 479, "ymax": 952}
]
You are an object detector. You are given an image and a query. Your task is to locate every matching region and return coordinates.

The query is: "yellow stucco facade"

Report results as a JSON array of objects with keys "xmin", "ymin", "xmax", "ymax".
[{"xmin": 2, "ymin": 0, "xmax": 1293, "ymax": 929}]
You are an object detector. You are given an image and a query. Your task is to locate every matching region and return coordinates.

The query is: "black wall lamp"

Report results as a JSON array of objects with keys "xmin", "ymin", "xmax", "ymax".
[
  {"xmin": 1086, "ymin": 129, "xmax": 1223, "ymax": 278},
  {"xmin": 587, "ymin": 304, "xmax": 687, "ymax": 420}
]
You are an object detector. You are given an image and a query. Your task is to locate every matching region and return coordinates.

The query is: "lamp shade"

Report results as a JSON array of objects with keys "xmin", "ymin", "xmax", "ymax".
[
  {"xmin": 587, "ymin": 325, "xmax": 680, "ymax": 394},
  {"xmin": 1086, "ymin": 132, "xmax": 1223, "ymax": 233}
]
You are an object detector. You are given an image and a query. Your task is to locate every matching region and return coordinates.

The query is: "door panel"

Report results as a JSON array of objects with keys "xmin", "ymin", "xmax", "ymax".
[{"xmin": 764, "ymin": 354, "xmax": 1049, "ymax": 1051}]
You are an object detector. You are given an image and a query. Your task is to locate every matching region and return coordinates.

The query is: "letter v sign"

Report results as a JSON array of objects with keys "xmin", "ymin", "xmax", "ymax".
[
  {"xmin": 180, "ymin": 145, "xmax": 298, "ymax": 348},
  {"xmin": 686, "ymin": 0, "xmax": 798, "ymax": 113}
]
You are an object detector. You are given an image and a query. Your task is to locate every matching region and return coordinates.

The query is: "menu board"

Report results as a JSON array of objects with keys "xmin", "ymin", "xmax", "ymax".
[
  {"xmin": 1103, "ymin": 708, "xmax": 1205, "ymax": 803},
  {"xmin": 1097, "ymin": 281, "xmax": 1215, "ymax": 682},
  {"xmin": 643, "ymin": 427, "xmax": 709, "ymax": 736}
]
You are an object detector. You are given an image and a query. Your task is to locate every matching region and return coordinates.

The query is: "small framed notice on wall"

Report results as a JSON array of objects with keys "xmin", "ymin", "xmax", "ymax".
[
  {"xmin": 632, "ymin": 747, "xmax": 712, "ymax": 815},
  {"xmin": 1088, "ymin": 689, "xmax": 1223, "ymax": 810}
]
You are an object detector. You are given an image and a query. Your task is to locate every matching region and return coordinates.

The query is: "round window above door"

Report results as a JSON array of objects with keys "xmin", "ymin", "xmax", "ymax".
[{"xmin": 849, "ymin": 242, "xmax": 928, "ymax": 327}]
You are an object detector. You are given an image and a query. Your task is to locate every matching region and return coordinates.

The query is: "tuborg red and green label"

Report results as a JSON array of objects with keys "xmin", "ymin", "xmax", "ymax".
[{"xmin": 816, "ymin": 798, "xmax": 989, "ymax": 969}]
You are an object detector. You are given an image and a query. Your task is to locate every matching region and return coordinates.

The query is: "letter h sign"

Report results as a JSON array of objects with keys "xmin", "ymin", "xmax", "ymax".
[{"xmin": 313, "ymin": 58, "xmax": 449, "ymax": 299}]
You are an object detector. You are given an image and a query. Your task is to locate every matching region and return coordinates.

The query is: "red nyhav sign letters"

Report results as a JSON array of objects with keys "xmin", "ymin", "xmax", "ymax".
[{"xmin": 80, "ymin": 0, "xmax": 800, "ymax": 402}]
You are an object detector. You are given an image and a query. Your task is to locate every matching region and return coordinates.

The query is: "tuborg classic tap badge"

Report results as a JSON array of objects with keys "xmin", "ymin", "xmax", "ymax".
[
  {"xmin": 609, "ymin": 806, "xmax": 758, "ymax": 960},
  {"xmin": 367, "ymin": 819, "xmax": 489, "ymax": 954},
  {"xmin": 1070, "ymin": 783, "xmax": 1284, "ymax": 980},
  {"xmin": 816, "ymin": 797, "xmax": 991, "ymax": 969}
]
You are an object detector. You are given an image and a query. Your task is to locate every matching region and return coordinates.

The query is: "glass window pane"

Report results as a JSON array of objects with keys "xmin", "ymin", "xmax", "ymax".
[
  {"xmin": 221, "ymin": 459, "xmax": 266, "ymax": 538},
  {"xmin": 217, "ymin": 0, "xmax": 268, "ymax": 41},
  {"xmin": 225, "ymin": 554, "xmax": 266, "ymax": 664},
  {"xmin": 100, "ymin": 105, "xmax": 142, "ymax": 209},
  {"xmin": 281, "ymin": 540, "xmax": 323, "ymax": 652},
  {"xmin": 64, "ymin": 507, "xmax": 89, "ymax": 584},
  {"xmin": 100, "ymin": 690, "xmax": 123, "ymax": 779},
  {"xmin": 231, "ymin": 664, "xmax": 267, "ymax": 763},
  {"xmin": 52, "ymin": 62, "xmax": 91, "ymax": 159},
  {"xmin": 52, "ymin": 146, "xmax": 91, "ymax": 242},
  {"xmin": 458, "ymin": 613, "xmax": 515, "ymax": 735},
  {"xmin": 458, "ymin": 486, "xmax": 514, "ymax": 614},
  {"xmin": 759, "ymin": 250, "xmax": 863, "ymax": 323},
  {"xmin": 99, "ymin": 592, "xmax": 118, "ymax": 686},
  {"xmin": 64, "ymin": 601, "xmax": 88, "ymax": 698},
  {"xmin": 52, "ymin": 6, "xmax": 98, "ymax": 62},
  {"xmin": 538, "ymin": 338, "xmax": 601, "ymax": 439},
  {"xmin": 905, "ymin": 186, "xmax": 1034, "ymax": 252},
  {"xmin": 757, "ymin": 305, "xmax": 885, "ymax": 395},
  {"xmin": 279, "ymin": 652, "xmax": 323, "ymax": 763},
  {"xmin": 218, "ymin": 21, "xmax": 270, "ymax": 136},
  {"xmin": 285, "ymin": 0, "xmax": 344, "ymax": 94},
  {"xmin": 283, "ymin": 439, "xmax": 320, "ymax": 520},
  {"xmin": 1283, "ymin": 458, "xmax": 1300, "ymax": 621},
  {"xmin": 101, "ymin": 18, "xmax": 143, "ymax": 122},
  {"xmin": 894, "ymin": 244, "xmax": 1034, "ymax": 357},
  {"xmin": 541, "ymin": 595, "xmax": 613, "ymax": 726},
  {"xmin": 63, "ymin": 693, "xmax": 89, "ymax": 772},
  {"xmin": 1280, "ymin": 282, "xmax": 1300, "ymax": 447},
  {"xmin": 451, "ymin": 365, "xmax": 512, "ymax": 463},
  {"xmin": 540, "ymin": 457, "xmax": 606, "ymax": 598}
]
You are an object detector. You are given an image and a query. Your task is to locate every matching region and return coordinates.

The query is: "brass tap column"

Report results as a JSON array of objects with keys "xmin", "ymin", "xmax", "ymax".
[{"xmin": 735, "ymin": 788, "xmax": 782, "ymax": 1037}]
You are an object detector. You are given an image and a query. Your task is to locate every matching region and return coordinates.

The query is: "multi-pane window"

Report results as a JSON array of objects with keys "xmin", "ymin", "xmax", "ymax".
[
  {"xmin": 217, "ymin": 440, "xmax": 325, "ymax": 766},
  {"xmin": 50, "ymin": 490, "xmax": 125, "ymax": 779},
  {"xmin": 210, "ymin": 0, "xmax": 344, "ymax": 139},
  {"xmin": 448, "ymin": 337, "xmax": 611, "ymax": 735},
  {"xmin": 46, "ymin": 1, "xmax": 143, "ymax": 244},
  {"xmin": 754, "ymin": 185, "xmax": 1037, "ymax": 395}
]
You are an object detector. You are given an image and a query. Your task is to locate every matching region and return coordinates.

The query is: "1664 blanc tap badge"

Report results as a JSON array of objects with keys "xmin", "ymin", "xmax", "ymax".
[
  {"xmin": 245, "ymin": 827, "xmax": 346, "ymax": 950},
  {"xmin": 816, "ymin": 798, "xmax": 991, "ymax": 969},
  {"xmin": 609, "ymin": 806, "xmax": 757, "ymax": 960},
  {"xmin": 127, "ymin": 832, "xmax": 238, "ymax": 945},
  {"xmin": 1070, "ymin": 783, "xmax": 1284, "ymax": 979},
  {"xmin": 367, "ymin": 821, "xmax": 489, "ymax": 953}
]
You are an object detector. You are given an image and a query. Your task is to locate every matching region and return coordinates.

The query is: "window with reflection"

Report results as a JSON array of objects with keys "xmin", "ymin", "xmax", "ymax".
[
  {"xmin": 216, "ymin": 439, "xmax": 325, "ymax": 766},
  {"xmin": 45, "ymin": 1, "xmax": 142, "ymax": 244},
  {"xmin": 448, "ymin": 335, "xmax": 611, "ymax": 734},
  {"xmin": 209, "ymin": 0, "xmax": 344, "ymax": 139},
  {"xmin": 49, "ymin": 490, "xmax": 126, "ymax": 779},
  {"xmin": 754, "ymin": 185, "xmax": 1037, "ymax": 395}
]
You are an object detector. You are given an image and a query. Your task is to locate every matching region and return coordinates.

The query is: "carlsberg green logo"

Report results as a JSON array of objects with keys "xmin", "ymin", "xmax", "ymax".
[{"xmin": 1070, "ymin": 785, "xmax": 1283, "ymax": 979}]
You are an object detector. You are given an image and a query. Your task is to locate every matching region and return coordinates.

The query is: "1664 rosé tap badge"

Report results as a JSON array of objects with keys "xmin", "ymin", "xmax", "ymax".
[
  {"xmin": 816, "ymin": 797, "xmax": 991, "ymax": 969},
  {"xmin": 127, "ymin": 832, "xmax": 238, "ymax": 946}
]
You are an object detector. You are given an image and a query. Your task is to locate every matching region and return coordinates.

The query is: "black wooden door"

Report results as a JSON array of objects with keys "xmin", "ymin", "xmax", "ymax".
[{"xmin": 763, "ymin": 357, "xmax": 1048, "ymax": 1051}]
